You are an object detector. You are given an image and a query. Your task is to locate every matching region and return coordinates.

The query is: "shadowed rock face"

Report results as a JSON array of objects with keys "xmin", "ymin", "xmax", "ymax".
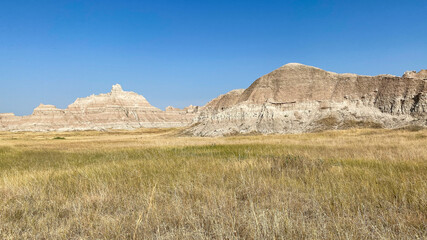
[
  {"xmin": 0, "ymin": 84, "xmax": 198, "ymax": 131},
  {"xmin": 189, "ymin": 63, "xmax": 426, "ymax": 136},
  {"xmin": 1, "ymin": 64, "xmax": 426, "ymax": 134}
]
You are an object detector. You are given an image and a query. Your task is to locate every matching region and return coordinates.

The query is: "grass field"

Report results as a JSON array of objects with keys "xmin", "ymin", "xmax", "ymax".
[{"xmin": 0, "ymin": 128, "xmax": 426, "ymax": 239}]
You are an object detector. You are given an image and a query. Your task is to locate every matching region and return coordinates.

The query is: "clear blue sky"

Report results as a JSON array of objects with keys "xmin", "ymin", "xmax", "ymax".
[{"xmin": 1, "ymin": 0, "xmax": 426, "ymax": 115}]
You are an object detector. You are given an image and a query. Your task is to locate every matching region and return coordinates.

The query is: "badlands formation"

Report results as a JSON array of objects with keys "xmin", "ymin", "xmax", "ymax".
[
  {"xmin": 0, "ymin": 84, "xmax": 198, "ymax": 131},
  {"xmin": 191, "ymin": 63, "xmax": 426, "ymax": 136},
  {"xmin": 1, "ymin": 63, "xmax": 426, "ymax": 135}
]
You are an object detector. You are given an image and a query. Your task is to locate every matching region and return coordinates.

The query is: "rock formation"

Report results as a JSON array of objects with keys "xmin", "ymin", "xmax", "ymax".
[
  {"xmin": 403, "ymin": 69, "xmax": 427, "ymax": 79},
  {"xmin": 0, "ymin": 84, "xmax": 198, "ymax": 131},
  {"xmin": 1, "ymin": 64, "xmax": 426, "ymax": 135},
  {"xmin": 188, "ymin": 63, "xmax": 426, "ymax": 136}
]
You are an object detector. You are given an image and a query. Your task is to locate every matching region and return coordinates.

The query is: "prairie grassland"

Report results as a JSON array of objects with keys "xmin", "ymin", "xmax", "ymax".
[{"xmin": 0, "ymin": 128, "xmax": 426, "ymax": 239}]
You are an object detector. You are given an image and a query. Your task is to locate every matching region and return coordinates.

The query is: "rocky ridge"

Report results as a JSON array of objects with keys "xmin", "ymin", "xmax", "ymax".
[
  {"xmin": 1, "ymin": 64, "xmax": 426, "ymax": 135},
  {"xmin": 188, "ymin": 63, "xmax": 427, "ymax": 136},
  {"xmin": 0, "ymin": 84, "xmax": 197, "ymax": 131}
]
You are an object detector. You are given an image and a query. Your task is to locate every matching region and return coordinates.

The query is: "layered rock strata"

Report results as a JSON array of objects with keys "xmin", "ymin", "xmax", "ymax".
[
  {"xmin": 0, "ymin": 84, "xmax": 197, "ymax": 131},
  {"xmin": 189, "ymin": 63, "xmax": 426, "ymax": 136},
  {"xmin": 1, "ymin": 64, "xmax": 426, "ymax": 135}
]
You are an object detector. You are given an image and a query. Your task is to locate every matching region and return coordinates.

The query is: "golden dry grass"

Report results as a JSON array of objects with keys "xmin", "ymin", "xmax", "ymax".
[{"xmin": 0, "ymin": 128, "xmax": 426, "ymax": 239}]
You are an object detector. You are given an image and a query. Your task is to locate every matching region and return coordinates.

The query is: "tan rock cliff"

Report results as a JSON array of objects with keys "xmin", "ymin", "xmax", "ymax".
[
  {"xmin": 0, "ymin": 84, "xmax": 197, "ymax": 131},
  {"xmin": 1, "ymin": 64, "xmax": 426, "ymax": 135},
  {"xmin": 189, "ymin": 63, "xmax": 426, "ymax": 136}
]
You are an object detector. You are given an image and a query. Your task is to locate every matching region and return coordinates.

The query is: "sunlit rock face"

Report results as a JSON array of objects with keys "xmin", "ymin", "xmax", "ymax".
[
  {"xmin": 1, "ymin": 64, "xmax": 426, "ymax": 134},
  {"xmin": 188, "ymin": 63, "xmax": 426, "ymax": 136},
  {"xmin": 403, "ymin": 69, "xmax": 427, "ymax": 79},
  {"xmin": 0, "ymin": 84, "xmax": 198, "ymax": 131}
]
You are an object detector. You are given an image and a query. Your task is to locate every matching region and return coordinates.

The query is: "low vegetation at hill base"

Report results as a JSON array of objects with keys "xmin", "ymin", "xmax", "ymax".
[{"xmin": 0, "ymin": 128, "xmax": 426, "ymax": 239}]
